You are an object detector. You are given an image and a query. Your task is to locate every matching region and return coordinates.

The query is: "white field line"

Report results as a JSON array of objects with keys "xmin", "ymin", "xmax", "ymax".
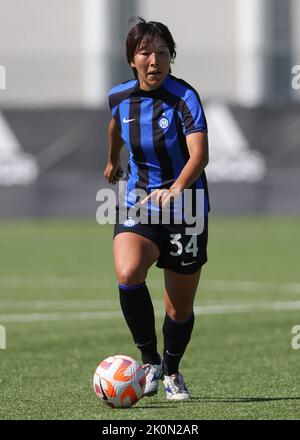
[
  {"xmin": 0, "ymin": 299, "xmax": 163, "ymax": 310},
  {"xmin": 0, "ymin": 300, "xmax": 122, "ymax": 309},
  {"xmin": 0, "ymin": 277, "xmax": 300, "ymax": 293},
  {"xmin": 0, "ymin": 301, "xmax": 300, "ymax": 323},
  {"xmin": 0, "ymin": 296, "xmax": 298, "ymax": 311}
]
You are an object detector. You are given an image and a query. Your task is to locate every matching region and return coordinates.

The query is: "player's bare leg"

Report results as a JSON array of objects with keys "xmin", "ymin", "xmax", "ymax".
[
  {"xmin": 163, "ymin": 268, "xmax": 201, "ymax": 321},
  {"xmin": 113, "ymin": 232, "xmax": 159, "ymax": 285}
]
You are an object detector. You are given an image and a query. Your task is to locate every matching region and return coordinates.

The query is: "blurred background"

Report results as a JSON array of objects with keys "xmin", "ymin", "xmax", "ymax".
[
  {"xmin": 1, "ymin": 1, "xmax": 300, "ymax": 420},
  {"xmin": 0, "ymin": 0, "xmax": 299, "ymax": 216}
]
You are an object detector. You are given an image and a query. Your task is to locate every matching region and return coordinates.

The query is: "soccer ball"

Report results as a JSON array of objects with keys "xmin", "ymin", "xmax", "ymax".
[{"xmin": 93, "ymin": 355, "xmax": 146, "ymax": 409}]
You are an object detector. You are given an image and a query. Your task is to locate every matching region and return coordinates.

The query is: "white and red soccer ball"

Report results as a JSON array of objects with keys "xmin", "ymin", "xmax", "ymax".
[{"xmin": 93, "ymin": 355, "xmax": 146, "ymax": 408}]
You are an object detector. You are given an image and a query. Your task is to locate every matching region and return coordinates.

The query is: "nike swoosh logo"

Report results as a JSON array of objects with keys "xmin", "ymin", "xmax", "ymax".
[
  {"xmin": 166, "ymin": 350, "xmax": 182, "ymax": 357},
  {"xmin": 181, "ymin": 260, "xmax": 196, "ymax": 266},
  {"xmin": 123, "ymin": 117, "xmax": 135, "ymax": 123}
]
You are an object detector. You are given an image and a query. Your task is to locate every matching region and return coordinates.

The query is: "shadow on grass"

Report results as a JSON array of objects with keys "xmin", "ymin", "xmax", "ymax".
[
  {"xmin": 135, "ymin": 395, "xmax": 300, "ymax": 409},
  {"xmin": 186, "ymin": 396, "xmax": 300, "ymax": 404}
]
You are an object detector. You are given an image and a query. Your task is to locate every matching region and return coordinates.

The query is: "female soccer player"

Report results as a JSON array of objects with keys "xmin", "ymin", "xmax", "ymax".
[{"xmin": 104, "ymin": 17, "xmax": 209, "ymax": 400}]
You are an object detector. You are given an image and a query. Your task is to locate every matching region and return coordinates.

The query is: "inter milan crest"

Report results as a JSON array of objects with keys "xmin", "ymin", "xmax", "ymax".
[
  {"xmin": 158, "ymin": 115, "xmax": 169, "ymax": 129},
  {"xmin": 123, "ymin": 218, "xmax": 136, "ymax": 227}
]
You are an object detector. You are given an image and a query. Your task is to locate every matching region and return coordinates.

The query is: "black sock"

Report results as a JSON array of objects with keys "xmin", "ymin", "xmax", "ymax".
[
  {"xmin": 119, "ymin": 282, "xmax": 160, "ymax": 365},
  {"xmin": 163, "ymin": 312, "xmax": 195, "ymax": 376}
]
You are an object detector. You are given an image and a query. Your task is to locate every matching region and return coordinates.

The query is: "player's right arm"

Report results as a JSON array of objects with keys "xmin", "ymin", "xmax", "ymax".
[{"xmin": 104, "ymin": 118, "xmax": 124, "ymax": 184}]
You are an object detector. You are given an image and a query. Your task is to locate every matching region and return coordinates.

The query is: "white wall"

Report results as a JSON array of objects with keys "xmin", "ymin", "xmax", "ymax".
[
  {"xmin": 0, "ymin": 0, "xmax": 298, "ymax": 106},
  {"xmin": 137, "ymin": 0, "xmax": 237, "ymax": 102},
  {"xmin": 0, "ymin": 0, "xmax": 83, "ymax": 106}
]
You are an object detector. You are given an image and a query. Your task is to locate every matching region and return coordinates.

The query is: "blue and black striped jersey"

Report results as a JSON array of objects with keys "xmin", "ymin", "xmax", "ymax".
[{"xmin": 108, "ymin": 74, "xmax": 210, "ymax": 215}]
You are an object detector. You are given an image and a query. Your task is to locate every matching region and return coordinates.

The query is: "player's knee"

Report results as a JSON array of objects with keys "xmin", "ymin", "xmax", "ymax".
[
  {"xmin": 165, "ymin": 305, "xmax": 192, "ymax": 322},
  {"xmin": 117, "ymin": 267, "xmax": 145, "ymax": 286}
]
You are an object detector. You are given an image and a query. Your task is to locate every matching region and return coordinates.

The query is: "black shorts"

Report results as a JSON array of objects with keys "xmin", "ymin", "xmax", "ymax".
[{"xmin": 113, "ymin": 216, "xmax": 208, "ymax": 275}]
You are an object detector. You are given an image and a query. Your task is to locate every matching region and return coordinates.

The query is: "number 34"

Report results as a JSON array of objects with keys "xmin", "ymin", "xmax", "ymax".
[{"xmin": 169, "ymin": 234, "xmax": 198, "ymax": 257}]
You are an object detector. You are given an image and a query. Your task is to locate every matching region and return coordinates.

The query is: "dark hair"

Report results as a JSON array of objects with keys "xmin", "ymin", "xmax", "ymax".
[{"xmin": 126, "ymin": 17, "xmax": 176, "ymax": 79}]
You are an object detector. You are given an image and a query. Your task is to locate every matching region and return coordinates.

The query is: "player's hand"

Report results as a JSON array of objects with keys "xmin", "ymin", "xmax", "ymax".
[
  {"xmin": 140, "ymin": 186, "xmax": 182, "ymax": 208},
  {"xmin": 104, "ymin": 161, "xmax": 123, "ymax": 184}
]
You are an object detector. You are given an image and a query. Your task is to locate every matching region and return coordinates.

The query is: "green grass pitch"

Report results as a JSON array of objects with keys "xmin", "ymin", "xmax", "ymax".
[{"xmin": 0, "ymin": 216, "xmax": 299, "ymax": 420}]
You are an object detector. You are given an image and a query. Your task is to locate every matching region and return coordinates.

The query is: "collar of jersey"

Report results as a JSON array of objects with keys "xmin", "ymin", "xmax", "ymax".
[{"xmin": 131, "ymin": 74, "xmax": 170, "ymax": 98}]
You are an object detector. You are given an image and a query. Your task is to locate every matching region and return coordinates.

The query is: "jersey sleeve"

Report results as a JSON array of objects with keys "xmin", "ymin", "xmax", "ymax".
[
  {"xmin": 108, "ymin": 91, "xmax": 122, "ymax": 134},
  {"xmin": 108, "ymin": 94, "xmax": 118, "ymax": 118},
  {"xmin": 181, "ymin": 90, "xmax": 207, "ymax": 136}
]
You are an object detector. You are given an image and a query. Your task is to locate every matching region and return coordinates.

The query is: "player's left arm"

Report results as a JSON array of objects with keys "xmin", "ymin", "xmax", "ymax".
[
  {"xmin": 160, "ymin": 89, "xmax": 209, "ymax": 204},
  {"xmin": 170, "ymin": 131, "xmax": 209, "ymax": 193}
]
